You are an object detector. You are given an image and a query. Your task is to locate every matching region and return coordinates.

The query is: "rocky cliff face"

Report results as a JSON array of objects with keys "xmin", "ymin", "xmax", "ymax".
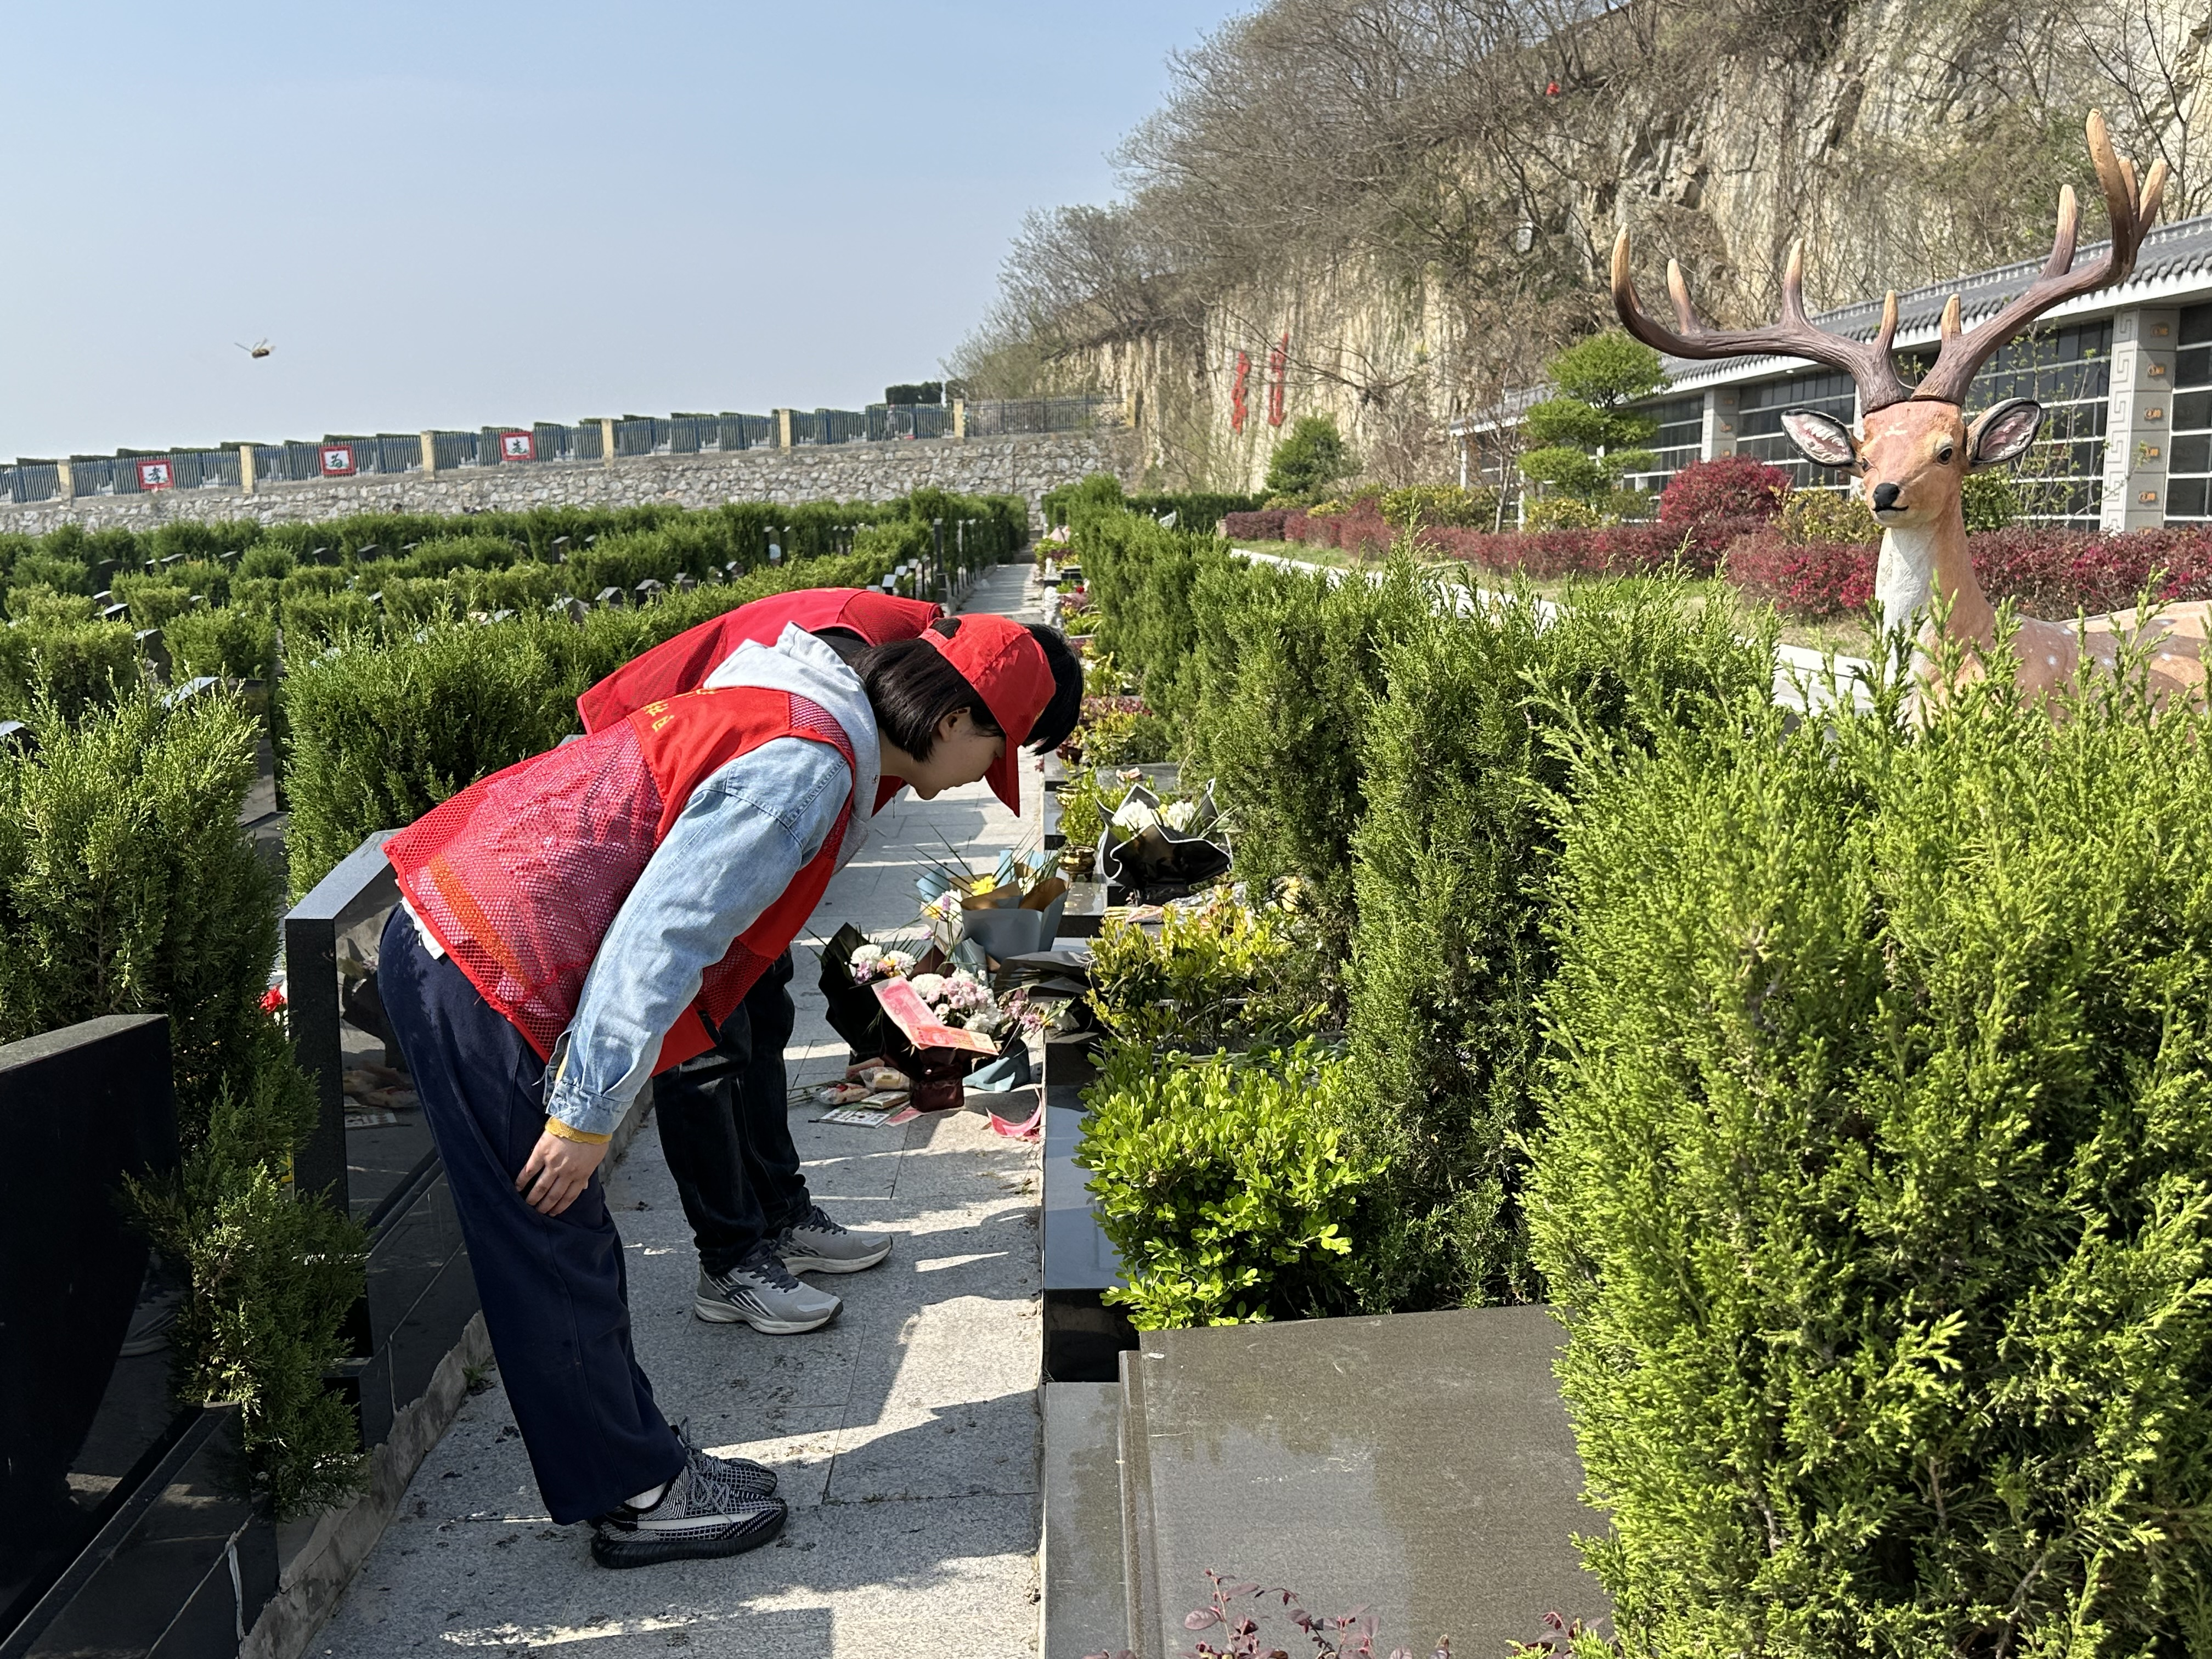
[{"xmin": 1062, "ymin": 0, "xmax": 2208, "ymax": 491}]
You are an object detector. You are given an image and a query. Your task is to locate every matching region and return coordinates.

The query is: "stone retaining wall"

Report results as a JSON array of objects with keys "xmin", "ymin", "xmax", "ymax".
[{"xmin": 0, "ymin": 431, "xmax": 1134, "ymax": 535}]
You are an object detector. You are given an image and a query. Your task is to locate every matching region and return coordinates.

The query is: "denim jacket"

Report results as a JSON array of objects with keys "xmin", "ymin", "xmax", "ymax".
[{"xmin": 540, "ymin": 626, "xmax": 882, "ymax": 1135}]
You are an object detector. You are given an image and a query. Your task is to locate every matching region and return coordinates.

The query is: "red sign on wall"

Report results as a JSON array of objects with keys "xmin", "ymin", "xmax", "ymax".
[
  {"xmin": 1266, "ymin": 332, "xmax": 1289, "ymax": 427},
  {"xmin": 137, "ymin": 458, "xmax": 174, "ymax": 491},
  {"xmin": 1229, "ymin": 351, "xmax": 1251, "ymax": 433},
  {"xmin": 499, "ymin": 430, "xmax": 536, "ymax": 462},
  {"xmin": 319, "ymin": 444, "xmax": 357, "ymax": 477}
]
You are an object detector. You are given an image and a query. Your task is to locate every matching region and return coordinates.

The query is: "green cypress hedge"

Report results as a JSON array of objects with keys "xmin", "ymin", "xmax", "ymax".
[
  {"xmin": 281, "ymin": 548, "xmax": 895, "ymax": 896},
  {"xmin": 1343, "ymin": 578, "xmax": 1772, "ymax": 1313},
  {"xmin": 166, "ymin": 603, "xmax": 277, "ymax": 683},
  {"xmin": 0, "ymin": 691, "xmax": 364, "ymax": 1515},
  {"xmin": 0, "ymin": 613, "xmax": 142, "ymax": 719},
  {"xmin": 1184, "ymin": 556, "xmax": 1423, "ymax": 951},
  {"xmin": 1531, "ymin": 657, "xmax": 2212, "ymax": 1652}
]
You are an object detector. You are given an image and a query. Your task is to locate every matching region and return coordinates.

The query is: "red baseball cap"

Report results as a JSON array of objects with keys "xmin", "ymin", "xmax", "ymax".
[{"xmin": 921, "ymin": 614, "xmax": 1053, "ymax": 814}]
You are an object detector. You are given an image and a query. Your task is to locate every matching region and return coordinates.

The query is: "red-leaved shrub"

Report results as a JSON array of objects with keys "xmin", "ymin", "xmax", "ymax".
[
  {"xmin": 1724, "ymin": 529, "xmax": 1877, "ymax": 618},
  {"xmin": 1222, "ymin": 509, "xmax": 1289, "ymax": 541},
  {"xmin": 1424, "ymin": 518, "xmax": 1753, "ymax": 580},
  {"xmin": 1968, "ymin": 526, "xmax": 2212, "ymax": 616},
  {"xmin": 1728, "ymin": 524, "xmax": 2212, "ymax": 620},
  {"xmin": 1659, "ymin": 456, "xmax": 1792, "ymax": 527}
]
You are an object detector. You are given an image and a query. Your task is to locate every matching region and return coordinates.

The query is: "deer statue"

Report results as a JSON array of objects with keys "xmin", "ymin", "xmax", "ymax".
[{"xmin": 1611, "ymin": 111, "xmax": 2196, "ymax": 707}]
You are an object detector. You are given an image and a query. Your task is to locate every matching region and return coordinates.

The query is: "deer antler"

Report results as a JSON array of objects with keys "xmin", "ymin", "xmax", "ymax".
[
  {"xmin": 1911, "ymin": 110, "xmax": 2167, "ymax": 405},
  {"xmin": 1611, "ymin": 231, "xmax": 1913, "ymax": 413}
]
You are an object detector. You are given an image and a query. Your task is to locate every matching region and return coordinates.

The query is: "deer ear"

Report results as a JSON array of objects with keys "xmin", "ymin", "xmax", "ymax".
[
  {"xmin": 1968, "ymin": 398, "xmax": 2042, "ymax": 469},
  {"xmin": 1780, "ymin": 408, "xmax": 1859, "ymax": 469}
]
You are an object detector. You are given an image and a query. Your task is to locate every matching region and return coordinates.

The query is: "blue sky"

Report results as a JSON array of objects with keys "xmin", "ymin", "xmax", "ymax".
[{"xmin": 0, "ymin": 2, "xmax": 1245, "ymax": 462}]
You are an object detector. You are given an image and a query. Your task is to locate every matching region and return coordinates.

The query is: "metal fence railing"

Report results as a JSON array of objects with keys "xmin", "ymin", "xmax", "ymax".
[
  {"xmin": 962, "ymin": 395, "xmax": 1117, "ymax": 437},
  {"xmin": 0, "ymin": 396, "xmax": 1121, "ymax": 506}
]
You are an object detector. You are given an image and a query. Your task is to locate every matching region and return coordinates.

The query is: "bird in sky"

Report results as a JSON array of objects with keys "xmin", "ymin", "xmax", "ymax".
[{"xmin": 237, "ymin": 339, "xmax": 272, "ymax": 359}]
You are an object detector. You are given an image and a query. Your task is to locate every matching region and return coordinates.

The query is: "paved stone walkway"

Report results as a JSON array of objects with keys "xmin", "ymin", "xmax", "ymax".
[{"xmin": 316, "ymin": 565, "xmax": 1049, "ymax": 1658}]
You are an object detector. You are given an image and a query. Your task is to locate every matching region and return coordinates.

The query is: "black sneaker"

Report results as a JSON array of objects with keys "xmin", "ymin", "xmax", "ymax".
[
  {"xmin": 667, "ymin": 1419, "xmax": 777, "ymax": 1501},
  {"xmin": 591, "ymin": 1441, "xmax": 787, "ymax": 1570}
]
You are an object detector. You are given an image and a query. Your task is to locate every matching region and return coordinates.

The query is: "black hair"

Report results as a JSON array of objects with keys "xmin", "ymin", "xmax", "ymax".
[
  {"xmin": 854, "ymin": 616, "xmax": 1085, "ymax": 761},
  {"xmin": 810, "ymin": 625, "xmax": 869, "ymax": 665},
  {"xmin": 1022, "ymin": 622, "xmax": 1084, "ymax": 757},
  {"xmin": 856, "ymin": 619, "xmax": 1002, "ymax": 761}
]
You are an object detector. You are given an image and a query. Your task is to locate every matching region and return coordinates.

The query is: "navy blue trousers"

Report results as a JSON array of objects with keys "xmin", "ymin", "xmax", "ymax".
[
  {"xmin": 378, "ymin": 909, "xmax": 684, "ymax": 1524},
  {"xmin": 653, "ymin": 951, "xmax": 812, "ymax": 1277}
]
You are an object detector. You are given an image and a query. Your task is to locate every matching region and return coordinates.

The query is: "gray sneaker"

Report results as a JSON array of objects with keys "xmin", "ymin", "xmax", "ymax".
[
  {"xmin": 694, "ymin": 1247, "xmax": 842, "ymax": 1334},
  {"xmin": 776, "ymin": 1204, "xmax": 893, "ymax": 1274}
]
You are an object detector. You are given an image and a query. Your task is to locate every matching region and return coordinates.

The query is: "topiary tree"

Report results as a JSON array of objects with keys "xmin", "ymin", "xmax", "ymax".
[
  {"xmin": 1265, "ymin": 415, "xmax": 1356, "ymax": 502},
  {"xmin": 1519, "ymin": 331, "xmax": 1666, "ymax": 510}
]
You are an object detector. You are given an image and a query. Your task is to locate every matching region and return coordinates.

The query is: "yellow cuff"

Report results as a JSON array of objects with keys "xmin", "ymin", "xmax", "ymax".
[{"xmin": 543, "ymin": 1116, "xmax": 611, "ymax": 1146}]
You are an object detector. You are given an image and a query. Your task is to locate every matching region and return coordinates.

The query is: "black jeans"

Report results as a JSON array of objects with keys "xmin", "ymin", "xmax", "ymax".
[{"xmin": 653, "ymin": 950, "xmax": 812, "ymax": 1278}]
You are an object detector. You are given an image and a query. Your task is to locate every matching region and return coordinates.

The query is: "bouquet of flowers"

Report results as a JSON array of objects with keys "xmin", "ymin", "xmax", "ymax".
[
  {"xmin": 916, "ymin": 842, "xmax": 1070, "ymax": 963},
  {"xmin": 819, "ymin": 924, "xmax": 1047, "ymax": 1110},
  {"xmin": 1096, "ymin": 780, "xmax": 1232, "ymax": 901}
]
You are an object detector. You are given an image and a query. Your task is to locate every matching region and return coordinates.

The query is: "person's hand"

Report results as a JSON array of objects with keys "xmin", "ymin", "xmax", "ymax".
[{"xmin": 516, "ymin": 1130, "xmax": 609, "ymax": 1217}]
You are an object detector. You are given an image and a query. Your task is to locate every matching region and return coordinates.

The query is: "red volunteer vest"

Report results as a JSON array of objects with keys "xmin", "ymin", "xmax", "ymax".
[
  {"xmin": 386, "ymin": 686, "xmax": 858, "ymax": 1074},
  {"xmin": 577, "ymin": 588, "xmax": 940, "ymax": 735}
]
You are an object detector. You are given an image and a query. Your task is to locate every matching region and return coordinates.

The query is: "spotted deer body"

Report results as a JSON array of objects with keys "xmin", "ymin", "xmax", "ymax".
[{"xmin": 1611, "ymin": 112, "xmax": 2197, "ymax": 707}]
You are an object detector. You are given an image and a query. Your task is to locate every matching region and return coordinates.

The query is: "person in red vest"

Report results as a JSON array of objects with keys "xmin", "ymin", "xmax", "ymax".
[
  {"xmin": 376, "ymin": 606, "xmax": 1081, "ymax": 1567},
  {"xmin": 575, "ymin": 589, "xmax": 948, "ymax": 1341}
]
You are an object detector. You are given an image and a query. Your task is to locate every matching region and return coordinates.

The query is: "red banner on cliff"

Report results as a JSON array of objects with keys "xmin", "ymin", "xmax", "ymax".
[
  {"xmin": 1230, "ymin": 351, "xmax": 1251, "ymax": 433},
  {"xmin": 1266, "ymin": 332, "xmax": 1289, "ymax": 427}
]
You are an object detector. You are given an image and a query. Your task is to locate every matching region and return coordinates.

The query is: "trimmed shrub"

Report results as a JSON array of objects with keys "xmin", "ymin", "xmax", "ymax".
[
  {"xmin": 0, "ymin": 614, "xmax": 142, "ymax": 719},
  {"xmin": 115, "ymin": 577, "xmax": 195, "ymax": 629},
  {"xmin": 281, "ymin": 550, "xmax": 896, "ymax": 895},
  {"xmin": 1532, "ymin": 656, "xmax": 2212, "ymax": 1653},
  {"xmin": 1075, "ymin": 511, "xmax": 1237, "ymax": 721},
  {"xmin": 1380, "ymin": 483, "xmax": 1499, "ymax": 530},
  {"xmin": 1425, "ymin": 520, "xmax": 1732, "ymax": 580},
  {"xmin": 1780, "ymin": 485, "xmax": 1882, "ymax": 545},
  {"xmin": 280, "ymin": 589, "xmax": 379, "ymax": 646},
  {"xmin": 1186, "ymin": 556, "xmax": 1425, "ymax": 951},
  {"xmin": 1042, "ymin": 472, "xmax": 1130, "ymax": 529},
  {"xmin": 1724, "ymin": 528, "xmax": 1878, "ymax": 618},
  {"xmin": 0, "ymin": 691, "xmax": 365, "ymax": 1515},
  {"xmin": 166, "ymin": 603, "xmax": 278, "ymax": 681},
  {"xmin": 1525, "ymin": 496, "xmax": 1606, "ymax": 531},
  {"xmin": 9, "ymin": 552, "xmax": 91, "ymax": 595},
  {"xmin": 1343, "ymin": 575, "xmax": 1773, "ymax": 1313},
  {"xmin": 7, "ymin": 584, "xmax": 96, "ymax": 623},
  {"xmin": 1085, "ymin": 887, "xmax": 1325, "ymax": 1052},
  {"xmin": 1075, "ymin": 1041, "xmax": 1378, "ymax": 1328},
  {"xmin": 1221, "ymin": 509, "xmax": 1290, "ymax": 542},
  {"xmin": 1659, "ymin": 455, "xmax": 1790, "ymax": 526}
]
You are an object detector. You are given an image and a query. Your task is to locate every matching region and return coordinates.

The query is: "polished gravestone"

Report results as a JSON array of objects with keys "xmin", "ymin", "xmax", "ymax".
[
  {"xmin": 1120, "ymin": 1306, "xmax": 1609, "ymax": 1659},
  {"xmin": 1040, "ymin": 1039, "xmax": 1137, "ymax": 1383},
  {"xmin": 284, "ymin": 831, "xmax": 479, "ymax": 1450},
  {"xmin": 1041, "ymin": 1383, "xmax": 1129, "ymax": 1659}
]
